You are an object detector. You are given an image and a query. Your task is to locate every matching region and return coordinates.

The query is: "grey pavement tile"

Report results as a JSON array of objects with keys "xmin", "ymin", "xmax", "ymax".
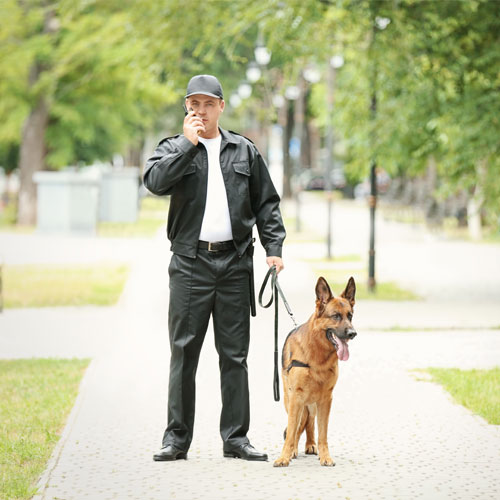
[{"xmin": 1, "ymin": 204, "xmax": 499, "ymax": 499}]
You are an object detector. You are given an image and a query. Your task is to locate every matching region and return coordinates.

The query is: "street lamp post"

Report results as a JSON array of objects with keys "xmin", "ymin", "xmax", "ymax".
[
  {"xmin": 254, "ymin": 39, "xmax": 271, "ymax": 67},
  {"xmin": 300, "ymin": 65, "xmax": 321, "ymax": 234},
  {"xmin": 325, "ymin": 55, "xmax": 344, "ymax": 260},
  {"xmin": 282, "ymin": 85, "xmax": 300, "ymax": 231},
  {"xmin": 368, "ymin": 14, "xmax": 390, "ymax": 292},
  {"xmin": 229, "ymin": 37, "xmax": 272, "ymax": 152},
  {"xmin": 253, "ymin": 40, "xmax": 273, "ymax": 163},
  {"xmin": 282, "ymin": 85, "xmax": 299, "ymax": 201},
  {"xmin": 246, "ymin": 62, "xmax": 262, "ymax": 84},
  {"xmin": 368, "ymin": 156, "xmax": 377, "ymax": 291},
  {"xmin": 238, "ymin": 82, "xmax": 252, "ymax": 100},
  {"xmin": 368, "ymin": 52, "xmax": 377, "ymax": 291}
]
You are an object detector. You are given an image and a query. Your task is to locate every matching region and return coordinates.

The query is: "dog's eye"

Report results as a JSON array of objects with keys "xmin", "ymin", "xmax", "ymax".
[
  {"xmin": 348, "ymin": 313, "xmax": 353, "ymax": 321},
  {"xmin": 332, "ymin": 313, "xmax": 341, "ymax": 321}
]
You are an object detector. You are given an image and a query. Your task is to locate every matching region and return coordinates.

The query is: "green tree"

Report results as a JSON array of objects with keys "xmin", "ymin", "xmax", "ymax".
[
  {"xmin": 307, "ymin": 0, "xmax": 500, "ymax": 232},
  {"xmin": 0, "ymin": 0, "xmax": 174, "ymax": 225},
  {"xmin": 3, "ymin": 0, "xmax": 498, "ymax": 232}
]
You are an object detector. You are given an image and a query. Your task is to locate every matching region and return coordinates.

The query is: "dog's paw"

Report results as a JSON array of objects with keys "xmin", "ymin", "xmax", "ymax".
[
  {"xmin": 292, "ymin": 449, "xmax": 298, "ymax": 459},
  {"xmin": 319, "ymin": 455, "xmax": 335, "ymax": 466},
  {"xmin": 305, "ymin": 444, "xmax": 318, "ymax": 455},
  {"xmin": 273, "ymin": 456, "xmax": 291, "ymax": 467}
]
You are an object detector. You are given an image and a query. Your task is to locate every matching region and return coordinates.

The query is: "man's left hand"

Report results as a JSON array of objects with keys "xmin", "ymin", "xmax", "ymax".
[{"xmin": 266, "ymin": 256, "xmax": 284, "ymax": 274}]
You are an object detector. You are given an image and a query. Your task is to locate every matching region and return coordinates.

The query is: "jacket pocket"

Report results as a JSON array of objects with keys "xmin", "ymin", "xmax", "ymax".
[
  {"xmin": 233, "ymin": 160, "xmax": 250, "ymax": 176},
  {"xmin": 232, "ymin": 160, "xmax": 250, "ymax": 197}
]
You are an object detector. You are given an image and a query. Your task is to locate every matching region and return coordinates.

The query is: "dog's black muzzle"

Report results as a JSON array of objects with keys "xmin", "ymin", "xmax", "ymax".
[
  {"xmin": 345, "ymin": 328, "xmax": 357, "ymax": 340},
  {"xmin": 326, "ymin": 327, "xmax": 357, "ymax": 341}
]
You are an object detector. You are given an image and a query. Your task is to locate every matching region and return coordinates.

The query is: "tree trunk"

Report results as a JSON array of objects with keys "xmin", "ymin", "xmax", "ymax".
[
  {"xmin": 467, "ymin": 159, "xmax": 487, "ymax": 241},
  {"xmin": 424, "ymin": 155, "xmax": 441, "ymax": 226},
  {"xmin": 17, "ymin": 96, "xmax": 49, "ymax": 225},
  {"xmin": 17, "ymin": 6, "xmax": 57, "ymax": 226},
  {"xmin": 126, "ymin": 139, "xmax": 145, "ymax": 168},
  {"xmin": 301, "ymin": 87, "xmax": 312, "ymax": 171}
]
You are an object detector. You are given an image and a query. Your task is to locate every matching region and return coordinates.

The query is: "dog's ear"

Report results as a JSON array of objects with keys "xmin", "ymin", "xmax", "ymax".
[
  {"xmin": 340, "ymin": 276, "xmax": 356, "ymax": 308},
  {"xmin": 315, "ymin": 277, "xmax": 333, "ymax": 315}
]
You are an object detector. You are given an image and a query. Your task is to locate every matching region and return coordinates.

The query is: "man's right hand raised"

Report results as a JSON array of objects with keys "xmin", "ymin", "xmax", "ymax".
[{"xmin": 183, "ymin": 110, "xmax": 205, "ymax": 145}]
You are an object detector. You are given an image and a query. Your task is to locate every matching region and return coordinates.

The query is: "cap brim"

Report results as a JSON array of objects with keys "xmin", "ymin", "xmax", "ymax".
[{"xmin": 185, "ymin": 91, "xmax": 223, "ymax": 99}]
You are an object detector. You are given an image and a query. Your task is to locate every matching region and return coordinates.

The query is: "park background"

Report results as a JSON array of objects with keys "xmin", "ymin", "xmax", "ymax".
[{"xmin": 0, "ymin": 1, "xmax": 499, "ymax": 499}]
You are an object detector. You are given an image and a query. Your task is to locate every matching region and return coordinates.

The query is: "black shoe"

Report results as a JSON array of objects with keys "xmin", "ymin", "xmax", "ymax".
[
  {"xmin": 153, "ymin": 444, "xmax": 188, "ymax": 462},
  {"xmin": 223, "ymin": 443, "xmax": 268, "ymax": 461}
]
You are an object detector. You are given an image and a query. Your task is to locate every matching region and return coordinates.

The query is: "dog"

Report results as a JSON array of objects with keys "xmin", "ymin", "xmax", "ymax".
[{"xmin": 273, "ymin": 276, "xmax": 357, "ymax": 467}]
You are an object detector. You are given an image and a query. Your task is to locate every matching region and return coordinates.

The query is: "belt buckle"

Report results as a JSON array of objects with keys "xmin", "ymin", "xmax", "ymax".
[{"xmin": 208, "ymin": 242, "xmax": 216, "ymax": 252}]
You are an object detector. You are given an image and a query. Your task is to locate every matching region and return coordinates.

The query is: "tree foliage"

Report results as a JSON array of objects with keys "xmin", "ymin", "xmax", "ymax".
[
  {"xmin": 293, "ymin": 0, "xmax": 500, "ymax": 220},
  {"xmin": 0, "ymin": 0, "xmax": 498, "ymax": 226},
  {"xmin": 0, "ymin": 0, "xmax": 180, "ymax": 169}
]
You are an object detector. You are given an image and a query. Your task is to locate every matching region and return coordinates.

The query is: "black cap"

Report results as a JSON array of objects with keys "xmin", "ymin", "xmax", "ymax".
[{"xmin": 185, "ymin": 74, "xmax": 223, "ymax": 99}]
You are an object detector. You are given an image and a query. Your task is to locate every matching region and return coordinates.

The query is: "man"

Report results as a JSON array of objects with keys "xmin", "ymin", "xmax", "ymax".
[{"xmin": 143, "ymin": 75, "xmax": 286, "ymax": 462}]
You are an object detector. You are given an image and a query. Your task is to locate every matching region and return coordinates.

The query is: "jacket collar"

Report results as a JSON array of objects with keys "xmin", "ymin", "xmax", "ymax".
[
  {"xmin": 195, "ymin": 127, "xmax": 239, "ymax": 153},
  {"xmin": 219, "ymin": 127, "xmax": 239, "ymax": 146}
]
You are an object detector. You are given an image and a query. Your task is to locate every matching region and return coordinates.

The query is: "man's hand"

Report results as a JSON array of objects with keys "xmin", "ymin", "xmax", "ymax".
[
  {"xmin": 266, "ymin": 256, "xmax": 284, "ymax": 274},
  {"xmin": 183, "ymin": 110, "xmax": 205, "ymax": 145}
]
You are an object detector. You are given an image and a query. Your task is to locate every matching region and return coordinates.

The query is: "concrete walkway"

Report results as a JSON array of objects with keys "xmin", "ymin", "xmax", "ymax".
[{"xmin": 1, "ymin": 202, "xmax": 499, "ymax": 499}]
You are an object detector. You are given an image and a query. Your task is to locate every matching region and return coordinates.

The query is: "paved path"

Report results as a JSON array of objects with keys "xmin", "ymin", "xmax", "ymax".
[
  {"xmin": 289, "ymin": 193, "xmax": 500, "ymax": 304},
  {"xmin": 1, "ymin": 203, "xmax": 500, "ymax": 499},
  {"xmin": 0, "ymin": 231, "xmax": 151, "ymax": 266}
]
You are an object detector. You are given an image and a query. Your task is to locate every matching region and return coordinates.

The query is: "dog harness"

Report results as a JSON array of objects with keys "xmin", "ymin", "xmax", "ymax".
[{"xmin": 286, "ymin": 360, "xmax": 310, "ymax": 373}]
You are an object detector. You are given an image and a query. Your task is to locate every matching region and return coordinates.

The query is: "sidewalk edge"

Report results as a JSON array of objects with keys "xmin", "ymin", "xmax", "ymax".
[{"xmin": 32, "ymin": 358, "xmax": 98, "ymax": 500}]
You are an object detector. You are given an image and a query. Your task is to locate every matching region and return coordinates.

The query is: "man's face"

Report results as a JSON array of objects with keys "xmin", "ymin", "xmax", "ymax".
[{"xmin": 185, "ymin": 94, "xmax": 224, "ymax": 137}]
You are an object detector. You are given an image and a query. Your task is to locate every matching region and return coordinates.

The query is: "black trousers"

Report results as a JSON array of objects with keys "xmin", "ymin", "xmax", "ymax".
[{"xmin": 162, "ymin": 247, "xmax": 252, "ymax": 451}]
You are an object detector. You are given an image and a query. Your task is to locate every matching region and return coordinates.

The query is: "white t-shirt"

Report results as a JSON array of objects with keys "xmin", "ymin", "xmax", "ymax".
[{"xmin": 198, "ymin": 135, "xmax": 233, "ymax": 242}]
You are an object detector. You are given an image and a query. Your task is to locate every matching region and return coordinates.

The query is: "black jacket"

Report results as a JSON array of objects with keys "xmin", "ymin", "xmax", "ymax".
[{"xmin": 143, "ymin": 128, "xmax": 286, "ymax": 258}]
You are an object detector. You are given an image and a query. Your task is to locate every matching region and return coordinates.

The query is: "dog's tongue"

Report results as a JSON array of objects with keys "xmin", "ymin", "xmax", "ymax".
[{"xmin": 334, "ymin": 334, "xmax": 350, "ymax": 361}]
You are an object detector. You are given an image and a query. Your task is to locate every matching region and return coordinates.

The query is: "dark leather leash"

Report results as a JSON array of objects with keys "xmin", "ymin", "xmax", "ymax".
[{"xmin": 258, "ymin": 265, "xmax": 298, "ymax": 402}]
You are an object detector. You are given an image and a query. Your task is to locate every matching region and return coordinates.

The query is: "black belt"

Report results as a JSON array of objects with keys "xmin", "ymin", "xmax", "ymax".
[{"xmin": 198, "ymin": 240, "xmax": 234, "ymax": 252}]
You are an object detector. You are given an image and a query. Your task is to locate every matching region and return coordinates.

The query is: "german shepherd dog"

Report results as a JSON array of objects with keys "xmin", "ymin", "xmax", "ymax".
[{"xmin": 274, "ymin": 277, "xmax": 357, "ymax": 467}]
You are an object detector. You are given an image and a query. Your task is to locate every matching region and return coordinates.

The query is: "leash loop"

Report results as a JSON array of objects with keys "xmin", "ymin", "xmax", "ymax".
[
  {"xmin": 258, "ymin": 265, "xmax": 298, "ymax": 328},
  {"xmin": 258, "ymin": 265, "xmax": 297, "ymax": 402}
]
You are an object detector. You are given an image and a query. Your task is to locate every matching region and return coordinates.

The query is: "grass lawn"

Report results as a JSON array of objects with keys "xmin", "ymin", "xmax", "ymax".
[
  {"xmin": 0, "ymin": 199, "xmax": 18, "ymax": 228},
  {"xmin": 97, "ymin": 195, "xmax": 168, "ymax": 237},
  {"xmin": 424, "ymin": 367, "xmax": 500, "ymax": 425},
  {"xmin": 282, "ymin": 216, "xmax": 325, "ymax": 244},
  {"xmin": 282, "ymin": 209, "xmax": 418, "ymax": 300},
  {"xmin": 0, "ymin": 199, "xmax": 34, "ymax": 233},
  {"xmin": 310, "ymin": 266, "xmax": 420, "ymax": 301},
  {"xmin": 3, "ymin": 264, "xmax": 129, "ymax": 308},
  {"xmin": 0, "ymin": 358, "xmax": 90, "ymax": 500}
]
